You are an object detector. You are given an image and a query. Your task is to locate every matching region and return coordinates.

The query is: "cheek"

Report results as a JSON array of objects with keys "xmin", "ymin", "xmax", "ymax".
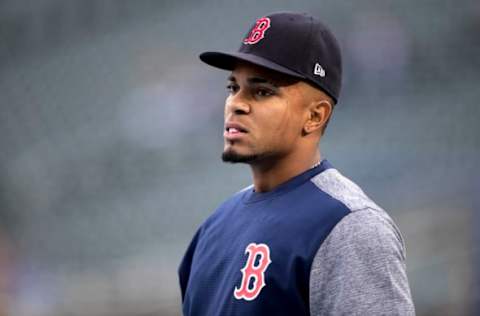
[
  {"xmin": 281, "ymin": 100, "xmax": 302, "ymax": 131},
  {"xmin": 265, "ymin": 103, "xmax": 300, "ymax": 143}
]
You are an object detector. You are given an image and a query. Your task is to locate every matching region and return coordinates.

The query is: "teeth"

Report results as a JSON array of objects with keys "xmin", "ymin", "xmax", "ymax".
[{"xmin": 229, "ymin": 127, "xmax": 240, "ymax": 133}]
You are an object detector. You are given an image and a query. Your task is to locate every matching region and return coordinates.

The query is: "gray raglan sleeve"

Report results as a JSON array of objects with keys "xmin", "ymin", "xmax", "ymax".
[{"xmin": 309, "ymin": 208, "xmax": 415, "ymax": 316}]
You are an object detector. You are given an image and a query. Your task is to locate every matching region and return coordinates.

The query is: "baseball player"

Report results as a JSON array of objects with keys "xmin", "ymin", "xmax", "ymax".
[{"xmin": 178, "ymin": 12, "xmax": 415, "ymax": 315}]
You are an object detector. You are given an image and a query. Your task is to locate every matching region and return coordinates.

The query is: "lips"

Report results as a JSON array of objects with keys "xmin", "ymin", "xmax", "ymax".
[
  {"xmin": 226, "ymin": 127, "xmax": 242, "ymax": 133},
  {"xmin": 224, "ymin": 121, "xmax": 248, "ymax": 139},
  {"xmin": 225, "ymin": 122, "xmax": 248, "ymax": 133}
]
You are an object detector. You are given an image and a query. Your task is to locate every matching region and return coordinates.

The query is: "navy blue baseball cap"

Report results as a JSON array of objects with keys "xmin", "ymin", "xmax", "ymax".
[{"xmin": 200, "ymin": 12, "xmax": 342, "ymax": 103}]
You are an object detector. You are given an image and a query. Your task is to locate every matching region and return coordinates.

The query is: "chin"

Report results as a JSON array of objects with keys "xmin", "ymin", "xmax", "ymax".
[{"xmin": 221, "ymin": 148, "xmax": 259, "ymax": 163}]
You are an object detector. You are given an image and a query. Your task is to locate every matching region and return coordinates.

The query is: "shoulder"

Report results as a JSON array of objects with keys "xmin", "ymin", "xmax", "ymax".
[
  {"xmin": 309, "ymin": 166, "xmax": 406, "ymax": 268},
  {"xmin": 311, "ymin": 168, "xmax": 403, "ymax": 246},
  {"xmin": 308, "ymin": 166, "xmax": 406, "ymax": 252},
  {"xmin": 308, "ymin": 167, "xmax": 414, "ymax": 314},
  {"xmin": 314, "ymin": 207, "xmax": 406, "ymax": 264},
  {"xmin": 310, "ymin": 167, "xmax": 382, "ymax": 212},
  {"xmin": 308, "ymin": 167, "xmax": 403, "ymax": 240}
]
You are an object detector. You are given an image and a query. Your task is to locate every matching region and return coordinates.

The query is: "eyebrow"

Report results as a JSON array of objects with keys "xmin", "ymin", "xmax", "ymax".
[{"xmin": 228, "ymin": 75, "xmax": 278, "ymax": 87}]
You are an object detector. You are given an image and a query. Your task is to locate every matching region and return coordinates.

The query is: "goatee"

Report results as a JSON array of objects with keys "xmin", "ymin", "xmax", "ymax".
[{"xmin": 221, "ymin": 150, "xmax": 259, "ymax": 163}]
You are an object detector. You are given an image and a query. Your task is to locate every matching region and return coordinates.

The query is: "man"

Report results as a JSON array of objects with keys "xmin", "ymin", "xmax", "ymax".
[{"xmin": 178, "ymin": 12, "xmax": 415, "ymax": 315}]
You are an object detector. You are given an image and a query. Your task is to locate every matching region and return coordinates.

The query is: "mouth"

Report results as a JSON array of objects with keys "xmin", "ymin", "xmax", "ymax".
[{"xmin": 224, "ymin": 122, "xmax": 248, "ymax": 140}]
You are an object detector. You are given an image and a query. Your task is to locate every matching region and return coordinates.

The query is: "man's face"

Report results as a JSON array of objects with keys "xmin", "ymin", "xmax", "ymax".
[{"xmin": 222, "ymin": 62, "xmax": 308, "ymax": 164}]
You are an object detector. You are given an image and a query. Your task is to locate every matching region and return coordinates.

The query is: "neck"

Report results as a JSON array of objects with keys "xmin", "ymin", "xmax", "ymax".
[{"xmin": 250, "ymin": 148, "xmax": 321, "ymax": 193}]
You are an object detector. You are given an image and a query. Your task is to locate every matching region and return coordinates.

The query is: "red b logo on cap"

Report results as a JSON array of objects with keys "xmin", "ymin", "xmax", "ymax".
[
  {"xmin": 243, "ymin": 17, "xmax": 271, "ymax": 45},
  {"xmin": 233, "ymin": 242, "xmax": 272, "ymax": 301}
]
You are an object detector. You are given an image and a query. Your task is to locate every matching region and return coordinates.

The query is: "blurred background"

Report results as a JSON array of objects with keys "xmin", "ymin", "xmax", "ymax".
[{"xmin": 0, "ymin": 0, "xmax": 479, "ymax": 315}]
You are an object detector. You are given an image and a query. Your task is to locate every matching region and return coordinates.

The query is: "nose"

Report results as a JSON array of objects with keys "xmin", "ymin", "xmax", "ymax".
[{"xmin": 225, "ymin": 93, "xmax": 251, "ymax": 115}]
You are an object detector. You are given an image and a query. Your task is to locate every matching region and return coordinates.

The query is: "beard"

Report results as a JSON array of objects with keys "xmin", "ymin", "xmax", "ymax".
[
  {"xmin": 221, "ymin": 150, "xmax": 259, "ymax": 163},
  {"xmin": 221, "ymin": 146, "xmax": 279, "ymax": 164}
]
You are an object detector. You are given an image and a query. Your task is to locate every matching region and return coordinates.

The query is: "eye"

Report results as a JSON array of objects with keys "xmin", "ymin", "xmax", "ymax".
[
  {"xmin": 255, "ymin": 88, "xmax": 274, "ymax": 97},
  {"xmin": 226, "ymin": 83, "xmax": 238, "ymax": 94}
]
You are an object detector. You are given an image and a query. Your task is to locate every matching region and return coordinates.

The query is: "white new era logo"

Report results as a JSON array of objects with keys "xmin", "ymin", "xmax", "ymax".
[{"xmin": 314, "ymin": 63, "xmax": 326, "ymax": 77}]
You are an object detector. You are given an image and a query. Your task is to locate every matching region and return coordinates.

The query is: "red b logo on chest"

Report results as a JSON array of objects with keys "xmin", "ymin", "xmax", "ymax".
[
  {"xmin": 243, "ymin": 17, "xmax": 271, "ymax": 45},
  {"xmin": 234, "ymin": 243, "xmax": 272, "ymax": 301}
]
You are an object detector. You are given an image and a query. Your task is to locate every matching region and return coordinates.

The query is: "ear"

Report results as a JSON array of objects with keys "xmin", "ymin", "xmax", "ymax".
[{"xmin": 303, "ymin": 100, "xmax": 332, "ymax": 135}]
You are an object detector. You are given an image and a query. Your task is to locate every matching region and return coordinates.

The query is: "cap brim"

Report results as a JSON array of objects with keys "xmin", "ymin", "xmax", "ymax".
[{"xmin": 199, "ymin": 51, "xmax": 306, "ymax": 80}]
